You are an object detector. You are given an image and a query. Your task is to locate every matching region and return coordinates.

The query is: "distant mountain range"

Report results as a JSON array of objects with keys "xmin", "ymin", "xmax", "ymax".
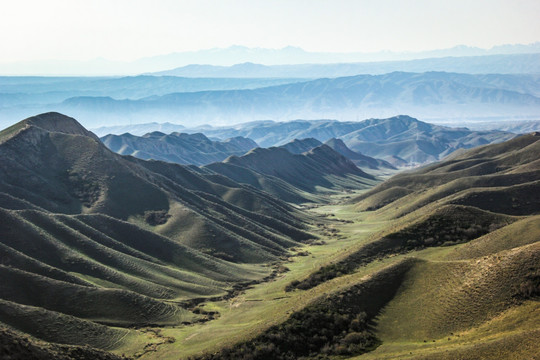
[
  {"xmin": 101, "ymin": 131, "xmax": 257, "ymax": 166},
  {"xmin": 152, "ymin": 53, "xmax": 540, "ymax": 78},
  {"xmin": 0, "ymin": 76, "xmax": 306, "ymax": 106},
  {"xmin": 97, "ymin": 116, "xmax": 515, "ymax": 167},
  {"xmin": 2, "ymin": 70, "xmax": 540, "ymax": 129},
  {"xmin": 35, "ymin": 71, "xmax": 539, "ymax": 127},
  {"xmin": 461, "ymin": 119, "xmax": 540, "ymax": 134},
  {"xmin": 187, "ymin": 116, "xmax": 514, "ymax": 165},
  {"xmin": 2, "ymin": 43, "xmax": 540, "ymax": 76}
]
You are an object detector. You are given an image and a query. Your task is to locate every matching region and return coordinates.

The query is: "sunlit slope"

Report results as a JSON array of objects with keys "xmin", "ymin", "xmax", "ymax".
[{"xmin": 354, "ymin": 132, "xmax": 540, "ymax": 217}]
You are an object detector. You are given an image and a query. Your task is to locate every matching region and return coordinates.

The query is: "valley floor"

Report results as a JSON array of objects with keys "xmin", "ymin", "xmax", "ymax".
[{"xmin": 112, "ymin": 191, "xmax": 540, "ymax": 359}]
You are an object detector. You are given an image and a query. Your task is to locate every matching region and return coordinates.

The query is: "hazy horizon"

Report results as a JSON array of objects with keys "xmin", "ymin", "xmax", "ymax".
[{"xmin": 1, "ymin": 0, "xmax": 540, "ymax": 75}]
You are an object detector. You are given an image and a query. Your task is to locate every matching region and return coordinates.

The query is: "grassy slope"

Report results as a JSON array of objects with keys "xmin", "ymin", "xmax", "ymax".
[
  {"xmin": 86, "ymin": 133, "xmax": 540, "ymax": 359},
  {"xmin": 353, "ymin": 133, "xmax": 540, "ymax": 217},
  {"xmin": 0, "ymin": 326, "xmax": 127, "ymax": 360}
]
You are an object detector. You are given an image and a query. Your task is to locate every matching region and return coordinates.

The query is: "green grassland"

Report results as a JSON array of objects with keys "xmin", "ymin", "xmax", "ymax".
[{"xmin": 104, "ymin": 196, "xmax": 539, "ymax": 359}]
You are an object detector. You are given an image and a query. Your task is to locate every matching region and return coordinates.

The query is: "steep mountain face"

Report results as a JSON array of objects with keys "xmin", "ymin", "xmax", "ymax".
[
  {"xmin": 101, "ymin": 131, "xmax": 257, "ymax": 165},
  {"xmin": 47, "ymin": 71, "xmax": 540, "ymax": 126},
  {"xmin": 277, "ymin": 137, "xmax": 394, "ymax": 172},
  {"xmin": 214, "ymin": 145, "xmax": 375, "ymax": 193},
  {"xmin": 0, "ymin": 112, "xmax": 315, "ymax": 349},
  {"xmin": 324, "ymin": 138, "xmax": 396, "ymax": 170}
]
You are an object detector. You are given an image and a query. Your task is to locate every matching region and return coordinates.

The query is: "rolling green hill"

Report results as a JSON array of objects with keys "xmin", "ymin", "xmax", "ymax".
[{"xmin": 354, "ymin": 132, "xmax": 540, "ymax": 216}]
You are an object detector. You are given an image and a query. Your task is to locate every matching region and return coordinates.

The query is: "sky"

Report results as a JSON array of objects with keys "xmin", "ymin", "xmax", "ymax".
[{"xmin": 0, "ymin": 0, "xmax": 539, "ymax": 62}]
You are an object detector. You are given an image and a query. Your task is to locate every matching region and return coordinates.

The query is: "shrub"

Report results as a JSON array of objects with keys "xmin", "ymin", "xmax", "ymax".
[{"xmin": 144, "ymin": 210, "xmax": 170, "ymax": 225}]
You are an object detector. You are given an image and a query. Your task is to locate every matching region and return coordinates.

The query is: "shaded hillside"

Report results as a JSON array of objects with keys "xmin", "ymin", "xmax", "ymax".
[
  {"xmin": 0, "ymin": 112, "xmax": 315, "ymax": 349},
  {"xmin": 0, "ymin": 326, "xmax": 127, "ymax": 360},
  {"xmin": 197, "ymin": 236, "xmax": 540, "ymax": 360},
  {"xmin": 287, "ymin": 205, "xmax": 515, "ymax": 291},
  {"xmin": 0, "ymin": 113, "xmax": 310, "ymax": 261},
  {"xmin": 324, "ymin": 138, "xmax": 396, "ymax": 170},
  {"xmin": 196, "ymin": 259, "xmax": 417, "ymax": 360},
  {"xmin": 354, "ymin": 132, "xmax": 540, "ymax": 216},
  {"xmin": 214, "ymin": 144, "xmax": 376, "ymax": 193},
  {"xmin": 201, "ymin": 163, "xmax": 317, "ymax": 204},
  {"xmin": 101, "ymin": 131, "xmax": 257, "ymax": 165}
]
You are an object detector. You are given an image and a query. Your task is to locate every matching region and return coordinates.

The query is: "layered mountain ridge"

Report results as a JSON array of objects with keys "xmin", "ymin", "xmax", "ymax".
[
  {"xmin": 0, "ymin": 112, "xmax": 316, "ymax": 350},
  {"xmin": 53, "ymin": 72, "xmax": 540, "ymax": 126}
]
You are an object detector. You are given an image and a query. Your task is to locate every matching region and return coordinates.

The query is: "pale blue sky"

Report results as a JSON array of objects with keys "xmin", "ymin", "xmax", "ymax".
[{"xmin": 1, "ymin": 0, "xmax": 539, "ymax": 62}]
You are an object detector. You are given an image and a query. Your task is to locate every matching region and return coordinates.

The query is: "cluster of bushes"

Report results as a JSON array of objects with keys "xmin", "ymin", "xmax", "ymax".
[
  {"xmin": 143, "ymin": 210, "xmax": 171, "ymax": 226},
  {"xmin": 392, "ymin": 214, "xmax": 507, "ymax": 250},
  {"xmin": 192, "ymin": 306, "xmax": 377, "ymax": 360},
  {"xmin": 285, "ymin": 262, "xmax": 354, "ymax": 291},
  {"xmin": 199, "ymin": 248, "xmax": 236, "ymax": 262}
]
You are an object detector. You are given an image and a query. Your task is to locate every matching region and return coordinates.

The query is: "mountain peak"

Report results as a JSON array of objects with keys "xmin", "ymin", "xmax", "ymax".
[
  {"xmin": 0, "ymin": 112, "xmax": 99, "ymax": 144},
  {"xmin": 23, "ymin": 112, "xmax": 98, "ymax": 139}
]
